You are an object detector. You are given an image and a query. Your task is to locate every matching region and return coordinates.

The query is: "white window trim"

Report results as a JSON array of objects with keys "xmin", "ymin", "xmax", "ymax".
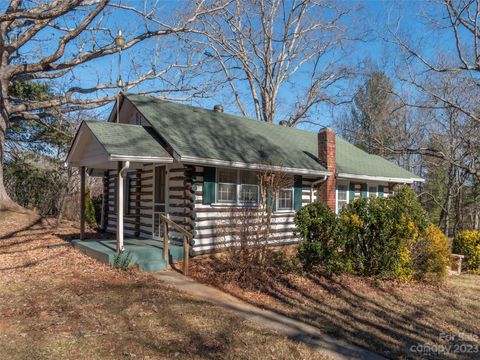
[
  {"xmin": 276, "ymin": 187, "xmax": 294, "ymax": 211},
  {"xmin": 336, "ymin": 183, "xmax": 348, "ymax": 214},
  {"xmin": 215, "ymin": 168, "xmax": 260, "ymax": 206},
  {"xmin": 151, "ymin": 164, "xmax": 169, "ymax": 240},
  {"xmin": 336, "ymin": 181, "xmax": 391, "ymax": 214}
]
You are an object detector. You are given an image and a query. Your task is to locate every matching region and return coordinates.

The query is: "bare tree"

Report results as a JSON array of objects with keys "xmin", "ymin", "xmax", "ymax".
[
  {"xmin": 389, "ymin": 0, "xmax": 480, "ymax": 118},
  {"xmin": 216, "ymin": 168, "xmax": 292, "ymax": 286},
  {"xmin": 389, "ymin": 71, "xmax": 480, "ymax": 179},
  {"xmin": 188, "ymin": 0, "xmax": 357, "ymax": 126},
  {"xmin": 392, "ymin": 71, "xmax": 480, "ymax": 234},
  {"xmin": 0, "ymin": 0, "xmax": 226, "ymax": 207}
]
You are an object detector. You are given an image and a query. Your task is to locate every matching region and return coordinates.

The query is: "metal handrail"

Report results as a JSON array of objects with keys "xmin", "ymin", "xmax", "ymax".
[{"xmin": 159, "ymin": 214, "xmax": 192, "ymax": 276}]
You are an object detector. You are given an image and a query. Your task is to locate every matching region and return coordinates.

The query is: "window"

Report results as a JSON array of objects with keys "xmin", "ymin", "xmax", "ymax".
[
  {"xmin": 217, "ymin": 169, "xmax": 237, "ymax": 203},
  {"xmin": 216, "ymin": 169, "xmax": 260, "ymax": 204},
  {"xmin": 239, "ymin": 171, "xmax": 259, "ymax": 203},
  {"xmin": 354, "ymin": 185, "xmax": 361, "ymax": 200},
  {"xmin": 337, "ymin": 184, "xmax": 348, "ymax": 212},
  {"xmin": 369, "ymin": 186, "xmax": 377, "ymax": 198},
  {"xmin": 277, "ymin": 189, "xmax": 293, "ymax": 210}
]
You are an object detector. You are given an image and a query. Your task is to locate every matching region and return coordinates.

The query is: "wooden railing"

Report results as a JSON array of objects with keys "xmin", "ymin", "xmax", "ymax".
[{"xmin": 159, "ymin": 214, "xmax": 192, "ymax": 276}]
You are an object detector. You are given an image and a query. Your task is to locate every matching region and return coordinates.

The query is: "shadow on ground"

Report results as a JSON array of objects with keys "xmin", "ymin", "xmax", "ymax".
[{"xmin": 191, "ymin": 257, "xmax": 480, "ymax": 360}]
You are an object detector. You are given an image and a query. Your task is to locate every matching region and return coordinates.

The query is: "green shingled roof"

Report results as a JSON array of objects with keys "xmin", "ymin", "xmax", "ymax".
[
  {"xmin": 335, "ymin": 137, "xmax": 419, "ymax": 179},
  {"xmin": 127, "ymin": 94, "xmax": 327, "ymax": 173},
  {"xmin": 125, "ymin": 94, "xmax": 420, "ymax": 180},
  {"xmin": 85, "ymin": 121, "xmax": 171, "ymax": 159}
]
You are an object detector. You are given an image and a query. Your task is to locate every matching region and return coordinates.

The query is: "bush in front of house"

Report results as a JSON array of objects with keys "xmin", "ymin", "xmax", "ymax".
[
  {"xmin": 389, "ymin": 185, "xmax": 430, "ymax": 233},
  {"xmin": 337, "ymin": 196, "xmax": 419, "ymax": 279},
  {"xmin": 295, "ymin": 186, "xmax": 451, "ymax": 282},
  {"xmin": 295, "ymin": 203, "xmax": 339, "ymax": 271},
  {"xmin": 454, "ymin": 230, "xmax": 480, "ymax": 272},
  {"xmin": 411, "ymin": 224, "xmax": 451, "ymax": 283}
]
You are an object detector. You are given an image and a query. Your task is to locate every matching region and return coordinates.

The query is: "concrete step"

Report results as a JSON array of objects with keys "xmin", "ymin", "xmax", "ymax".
[
  {"xmin": 137, "ymin": 259, "xmax": 168, "ymax": 272},
  {"xmin": 72, "ymin": 238, "xmax": 183, "ymax": 272}
]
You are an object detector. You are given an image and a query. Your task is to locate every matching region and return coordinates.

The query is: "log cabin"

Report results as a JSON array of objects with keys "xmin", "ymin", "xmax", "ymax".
[{"xmin": 66, "ymin": 94, "xmax": 423, "ymax": 270}]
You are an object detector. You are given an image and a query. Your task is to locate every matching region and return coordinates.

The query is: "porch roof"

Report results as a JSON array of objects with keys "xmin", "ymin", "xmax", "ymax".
[{"xmin": 66, "ymin": 121, "xmax": 173, "ymax": 168}]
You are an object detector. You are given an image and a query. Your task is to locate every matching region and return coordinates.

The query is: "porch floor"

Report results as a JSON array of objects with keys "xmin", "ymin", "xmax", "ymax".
[{"xmin": 71, "ymin": 238, "xmax": 184, "ymax": 272}]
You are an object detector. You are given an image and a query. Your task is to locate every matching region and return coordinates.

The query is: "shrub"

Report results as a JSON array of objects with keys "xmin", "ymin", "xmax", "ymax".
[
  {"xmin": 411, "ymin": 224, "xmax": 451, "ymax": 283},
  {"xmin": 295, "ymin": 203, "xmax": 338, "ymax": 270},
  {"xmin": 85, "ymin": 189, "xmax": 97, "ymax": 228},
  {"xmin": 267, "ymin": 250, "xmax": 300, "ymax": 274},
  {"xmin": 338, "ymin": 198, "xmax": 418, "ymax": 279},
  {"xmin": 5, "ymin": 155, "xmax": 68, "ymax": 215},
  {"xmin": 390, "ymin": 185, "xmax": 430, "ymax": 232},
  {"xmin": 113, "ymin": 250, "xmax": 133, "ymax": 270},
  {"xmin": 292, "ymin": 185, "xmax": 448, "ymax": 283},
  {"xmin": 454, "ymin": 230, "xmax": 480, "ymax": 272}
]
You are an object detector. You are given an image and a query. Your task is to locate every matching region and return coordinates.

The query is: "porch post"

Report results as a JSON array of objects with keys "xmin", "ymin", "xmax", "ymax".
[
  {"xmin": 79, "ymin": 166, "xmax": 86, "ymax": 240},
  {"xmin": 116, "ymin": 161, "xmax": 124, "ymax": 253}
]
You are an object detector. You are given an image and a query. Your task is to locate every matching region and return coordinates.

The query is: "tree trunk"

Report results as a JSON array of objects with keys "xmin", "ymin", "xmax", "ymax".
[
  {"xmin": 453, "ymin": 186, "xmax": 463, "ymax": 236},
  {"xmin": 0, "ymin": 107, "xmax": 13, "ymax": 208},
  {"xmin": 440, "ymin": 166, "xmax": 455, "ymax": 236}
]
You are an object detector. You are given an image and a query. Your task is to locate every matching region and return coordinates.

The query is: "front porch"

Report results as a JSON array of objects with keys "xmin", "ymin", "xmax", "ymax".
[{"xmin": 72, "ymin": 238, "xmax": 185, "ymax": 272}]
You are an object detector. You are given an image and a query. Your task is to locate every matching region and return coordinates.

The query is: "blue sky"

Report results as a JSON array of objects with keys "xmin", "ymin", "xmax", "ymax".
[{"xmin": 10, "ymin": 0, "xmax": 457, "ymax": 130}]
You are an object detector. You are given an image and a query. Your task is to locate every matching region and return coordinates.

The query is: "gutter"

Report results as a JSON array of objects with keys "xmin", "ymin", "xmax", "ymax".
[
  {"xmin": 310, "ymin": 176, "xmax": 328, "ymax": 203},
  {"xmin": 337, "ymin": 173, "xmax": 424, "ymax": 183},
  {"xmin": 117, "ymin": 160, "xmax": 130, "ymax": 253}
]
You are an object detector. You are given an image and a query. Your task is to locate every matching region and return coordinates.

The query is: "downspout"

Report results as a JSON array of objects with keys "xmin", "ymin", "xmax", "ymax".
[
  {"xmin": 117, "ymin": 160, "xmax": 130, "ymax": 253},
  {"xmin": 310, "ymin": 175, "xmax": 328, "ymax": 203}
]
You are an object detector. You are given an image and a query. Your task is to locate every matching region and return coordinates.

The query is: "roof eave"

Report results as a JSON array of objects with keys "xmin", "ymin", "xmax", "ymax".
[
  {"xmin": 109, "ymin": 154, "xmax": 173, "ymax": 163},
  {"xmin": 181, "ymin": 155, "xmax": 331, "ymax": 176},
  {"xmin": 337, "ymin": 173, "xmax": 424, "ymax": 184}
]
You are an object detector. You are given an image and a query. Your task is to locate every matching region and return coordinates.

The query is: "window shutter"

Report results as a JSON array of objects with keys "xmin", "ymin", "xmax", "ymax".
[
  {"xmin": 266, "ymin": 187, "xmax": 276, "ymax": 211},
  {"xmin": 266, "ymin": 188, "xmax": 271, "ymax": 209},
  {"xmin": 361, "ymin": 183, "xmax": 368, "ymax": 198},
  {"xmin": 349, "ymin": 183, "xmax": 355, "ymax": 202},
  {"xmin": 294, "ymin": 175, "xmax": 303, "ymax": 211},
  {"xmin": 378, "ymin": 185, "xmax": 384, "ymax": 198},
  {"xmin": 203, "ymin": 167, "xmax": 216, "ymax": 204}
]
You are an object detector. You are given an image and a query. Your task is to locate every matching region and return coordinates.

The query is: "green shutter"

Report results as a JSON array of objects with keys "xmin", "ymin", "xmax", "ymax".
[
  {"xmin": 203, "ymin": 167, "xmax": 216, "ymax": 204},
  {"xmin": 349, "ymin": 183, "xmax": 355, "ymax": 202},
  {"xmin": 361, "ymin": 183, "xmax": 368, "ymax": 198},
  {"xmin": 266, "ymin": 187, "xmax": 276, "ymax": 211},
  {"xmin": 266, "ymin": 187, "xmax": 271, "ymax": 209},
  {"xmin": 294, "ymin": 175, "xmax": 302, "ymax": 211},
  {"xmin": 378, "ymin": 185, "xmax": 384, "ymax": 198}
]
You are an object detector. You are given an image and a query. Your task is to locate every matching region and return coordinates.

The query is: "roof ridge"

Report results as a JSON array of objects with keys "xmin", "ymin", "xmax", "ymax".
[{"xmin": 86, "ymin": 120, "xmax": 147, "ymax": 128}]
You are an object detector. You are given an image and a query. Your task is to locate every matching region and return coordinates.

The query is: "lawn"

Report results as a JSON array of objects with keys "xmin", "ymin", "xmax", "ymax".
[
  {"xmin": 190, "ymin": 254, "xmax": 480, "ymax": 360},
  {"xmin": 0, "ymin": 210, "xmax": 327, "ymax": 360}
]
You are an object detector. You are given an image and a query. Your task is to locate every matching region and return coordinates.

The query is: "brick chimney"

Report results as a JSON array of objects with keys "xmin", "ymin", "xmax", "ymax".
[{"xmin": 318, "ymin": 127, "xmax": 336, "ymax": 211}]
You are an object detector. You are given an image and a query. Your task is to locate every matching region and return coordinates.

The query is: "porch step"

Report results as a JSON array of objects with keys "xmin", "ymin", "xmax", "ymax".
[
  {"xmin": 137, "ymin": 259, "xmax": 168, "ymax": 272},
  {"xmin": 71, "ymin": 238, "xmax": 183, "ymax": 273}
]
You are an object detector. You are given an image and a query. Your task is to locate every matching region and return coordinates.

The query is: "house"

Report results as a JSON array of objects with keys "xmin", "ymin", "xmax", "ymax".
[{"xmin": 66, "ymin": 94, "xmax": 423, "ymax": 261}]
